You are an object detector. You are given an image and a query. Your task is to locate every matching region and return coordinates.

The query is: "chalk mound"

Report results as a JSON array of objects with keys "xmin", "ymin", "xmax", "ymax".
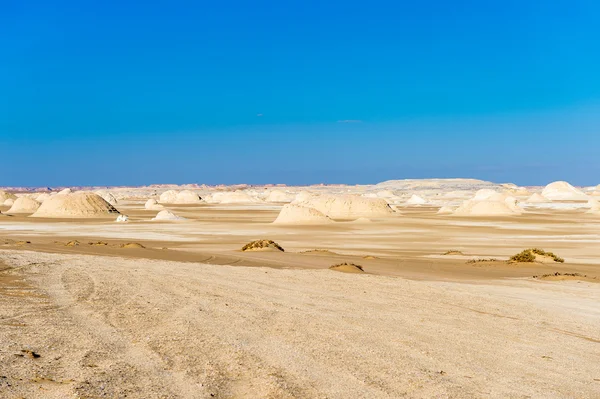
[
  {"xmin": 57, "ymin": 188, "xmax": 72, "ymax": 195},
  {"xmin": 151, "ymin": 210, "xmax": 186, "ymax": 221},
  {"xmin": 526, "ymin": 193, "xmax": 546, "ymax": 203},
  {"xmin": 293, "ymin": 191, "xmax": 314, "ymax": 203},
  {"xmin": 542, "ymin": 181, "xmax": 587, "ymax": 201},
  {"xmin": 453, "ymin": 193, "xmax": 521, "ymax": 216},
  {"xmin": 587, "ymin": 199, "xmax": 600, "ymax": 214},
  {"xmin": 31, "ymin": 192, "xmax": 120, "ymax": 218},
  {"xmin": 273, "ymin": 204, "xmax": 332, "ymax": 225},
  {"xmin": 241, "ymin": 239, "xmax": 284, "ymax": 252},
  {"xmin": 265, "ymin": 190, "xmax": 295, "ymax": 203},
  {"xmin": 437, "ymin": 205, "xmax": 455, "ymax": 214},
  {"xmin": 406, "ymin": 194, "xmax": 427, "ymax": 205},
  {"xmin": 159, "ymin": 190, "xmax": 178, "ymax": 204},
  {"xmin": 175, "ymin": 190, "xmax": 203, "ymax": 204},
  {"xmin": 115, "ymin": 215, "xmax": 129, "ymax": 222},
  {"xmin": 472, "ymin": 189, "xmax": 499, "ymax": 201},
  {"xmin": 329, "ymin": 263, "xmax": 365, "ymax": 274},
  {"xmin": 298, "ymin": 195, "xmax": 394, "ymax": 219},
  {"xmin": 0, "ymin": 191, "xmax": 17, "ymax": 203},
  {"xmin": 145, "ymin": 199, "xmax": 164, "ymax": 210},
  {"xmin": 159, "ymin": 190, "xmax": 202, "ymax": 204},
  {"xmin": 35, "ymin": 193, "xmax": 52, "ymax": 203},
  {"xmin": 3, "ymin": 199, "xmax": 15, "ymax": 207},
  {"xmin": 7, "ymin": 197, "xmax": 41, "ymax": 214},
  {"xmin": 97, "ymin": 191, "xmax": 118, "ymax": 205}
]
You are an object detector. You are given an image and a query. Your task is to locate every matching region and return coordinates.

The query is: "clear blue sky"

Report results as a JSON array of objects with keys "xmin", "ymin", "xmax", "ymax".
[{"xmin": 1, "ymin": 1, "xmax": 599, "ymax": 187}]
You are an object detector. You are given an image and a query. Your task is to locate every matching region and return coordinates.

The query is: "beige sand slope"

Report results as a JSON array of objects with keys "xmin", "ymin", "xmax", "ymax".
[
  {"xmin": 31, "ymin": 192, "xmax": 120, "ymax": 218},
  {"xmin": 526, "ymin": 193, "xmax": 547, "ymax": 203},
  {"xmin": 0, "ymin": 190, "xmax": 17, "ymax": 203},
  {"xmin": 1, "ymin": 251, "xmax": 598, "ymax": 399},
  {"xmin": 453, "ymin": 193, "xmax": 521, "ymax": 216},
  {"xmin": 273, "ymin": 204, "xmax": 332, "ymax": 224},
  {"xmin": 7, "ymin": 197, "xmax": 41, "ymax": 214},
  {"xmin": 144, "ymin": 199, "xmax": 164, "ymax": 210},
  {"xmin": 298, "ymin": 195, "xmax": 394, "ymax": 219}
]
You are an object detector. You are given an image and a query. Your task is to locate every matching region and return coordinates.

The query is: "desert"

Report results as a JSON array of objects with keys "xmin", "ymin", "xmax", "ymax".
[
  {"xmin": 3, "ymin": 2, "xmax": 598, "ymax": 397},
  {"xmin": 1, "ymin": 179, "xmax": 599, "ymax": 398}
]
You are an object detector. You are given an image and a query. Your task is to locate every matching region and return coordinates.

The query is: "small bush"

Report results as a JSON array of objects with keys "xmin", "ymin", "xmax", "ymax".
[
  {"xmin": 443, "ymin": 250, "xmax": 465, "ymax": 255},
  {"xmin": 466, "ymin": 258, "xmax": 499, "ymax": 264},
  {"xmin": 241, "ymin": 239, "xmax": 284, "ymax": 252},
  {"xmin": 330, "ymin": 262, "xmax": 364, "ymax": 271},
  {"xmin": 509, "ymin": 248, "xmax": 564, "ymax": 263}
]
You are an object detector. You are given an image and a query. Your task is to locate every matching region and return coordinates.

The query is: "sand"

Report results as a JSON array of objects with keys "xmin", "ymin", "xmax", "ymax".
[
  {"xmin": 7, "ymin": 197, "xmax": 41, "ymax": 214},
  {"xmin": 298, "ymin": 195, "xmax": 394, "ymax": 219},
  {"xmin": 1, "ymin": 179, "xmax": 600, "ymax": 398},
  {"xmin": 145, "ymin": 198, "xmax": 165, "ymax": 210},
  {"xmin": 453, "ymin": 193, "xmax": 521, "ymax": 216},
  {"xmin": 273, "ymin": 204, "xmax": 332, "ymax": 224},
  {"xmin": 0, "ymin": 190, "xmax": 18, "ymax": 203},
  {"xmin": 1, "ymin": 251, "xmax": 598, "ymax": 398}
]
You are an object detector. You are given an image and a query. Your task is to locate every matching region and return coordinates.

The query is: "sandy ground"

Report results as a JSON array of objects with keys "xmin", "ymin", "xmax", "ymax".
[
  {"xmin": 1, "ymin": 251, "xmax": 599, "ymax": 399},
  {"xmin": 1, "ymin": 198, "xmax": 600, "ymax": 398}
]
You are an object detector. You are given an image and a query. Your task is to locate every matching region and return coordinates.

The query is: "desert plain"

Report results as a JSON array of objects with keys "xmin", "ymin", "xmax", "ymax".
[{"xmin": 0, "ymin": 178, "xmax": 599, "ymax": 398}]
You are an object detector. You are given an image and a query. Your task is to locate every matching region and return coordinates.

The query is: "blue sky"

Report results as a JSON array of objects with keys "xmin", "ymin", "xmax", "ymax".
[{"xmin": 1, "ymin": 1, "xmax": 599, "ymax": 187}]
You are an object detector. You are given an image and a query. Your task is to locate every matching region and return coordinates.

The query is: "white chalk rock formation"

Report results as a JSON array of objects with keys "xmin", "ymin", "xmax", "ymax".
[
  {"xmin": 175, "ymin": 190, "xmax": 203, "ymax": 204},
  {"xmin": 7, "ymin": 197, "xmax": 41, "ymax": 214},
  {"xmin": 31, "ymin": 192, "xmax": 120, "ymax": 218},
  {"xmin": 293, "ymin": 191, "xmax": 314, "ymax": 203},
  {"xmin": 57, "ymin": 188, "xmax": 72, "ymax": 195},
  {"xmin": 151, "ymin": 210, "xmax": 186, "ymax": 221},
  {"xmin": 542, "ymin": 181, "xmax": 587, "ymax": 201},
  {"xmin": 35, "ymin": 193, "xmax": 52, "ymax": 203},
  {"xmin": 273, "ymin": 204, "xmax": 333, "ymax": 224},
  {"xmin": 298, "ymin": 195, "xmax": 394, "ymax": 219},
  {"xmin": 97, "ymin": 191, "xmax": 118, "ymax": 205},
  {"xmin": 145, "ymin": 199, "xmax": 164, "ymax": 210},
  {"xmin": 587, "ymin": 199, "xmax": 600, "ymax": 214},
  {"xmin": 159, "ymin": 190, "xmax": 179, "ymax": 204},
  {"xmin": 472, "ymin": 189, "xmax": 499, "ymax": 202},
  {"xmin": 437, "ymin": 205, "xmax": 455, "ymax": 214},
  {"xmin": 0, "ymin": 191, "xmax": 17, "ymax": 204},
  {"xmin": 453, "ymin": 193, "xmax": 521, "ymax": 216},
  {"xmin": 116, "ymin": 214, "xmax": 129, "ymax": 222},
  {"xmin": 3, "ymin": 199, "xmax": 15, "ymax": 207},
  {"xmin": 406, "ymin": 194, "xmax": 427, "ymax": 205}
]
